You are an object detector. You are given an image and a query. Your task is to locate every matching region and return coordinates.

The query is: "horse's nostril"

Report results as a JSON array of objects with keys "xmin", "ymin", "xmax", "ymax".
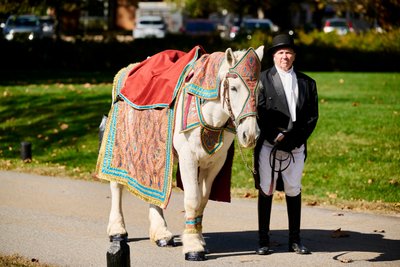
[{"xmin": 242, "ymin": 132, "xmax": 247, "ymax": 141}]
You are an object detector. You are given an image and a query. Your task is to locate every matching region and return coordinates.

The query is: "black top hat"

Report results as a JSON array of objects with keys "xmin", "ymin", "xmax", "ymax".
[{"xmin": 268, "ymin": 33, "xmax": 295, "ymax": 54}]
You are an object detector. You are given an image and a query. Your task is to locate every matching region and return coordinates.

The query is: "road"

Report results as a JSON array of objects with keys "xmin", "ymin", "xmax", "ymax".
[{"xmin": 0, "ymin": 170, "xmax": 399, "ymax": 267}]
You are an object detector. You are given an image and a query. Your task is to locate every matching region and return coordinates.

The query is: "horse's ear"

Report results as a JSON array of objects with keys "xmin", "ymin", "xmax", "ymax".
[
  {"xmin": 225, "ymin": 48, "xmax": 236, "ymax": 67},
  {"xmin": 255, "ymin": 45, "xmax": 264, "ymax": 61}
]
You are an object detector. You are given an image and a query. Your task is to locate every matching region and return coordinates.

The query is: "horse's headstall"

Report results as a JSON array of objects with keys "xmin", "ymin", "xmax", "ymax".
[
  {"xmin": 226, "ymin": 48, "xmax": 261, "ymax": 121},
  {"xmin": 228, "ymin": 47, "xmax": 261, "ymax": 93}
]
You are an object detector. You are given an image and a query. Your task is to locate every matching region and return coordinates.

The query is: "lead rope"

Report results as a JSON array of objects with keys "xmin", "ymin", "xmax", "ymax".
[
  {"xmin": 268, "ymin": 144, "xmax": 295, "ymax": 194},
  {"xmin": 223, "ymin": 79, "xmax": 257, "ymax": 175}
]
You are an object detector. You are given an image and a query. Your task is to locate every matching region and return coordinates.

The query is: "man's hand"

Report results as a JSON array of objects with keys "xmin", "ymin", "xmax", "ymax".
[{"xmin": 274, "ymin": 132, "xmax": 285, "ymax": 144}]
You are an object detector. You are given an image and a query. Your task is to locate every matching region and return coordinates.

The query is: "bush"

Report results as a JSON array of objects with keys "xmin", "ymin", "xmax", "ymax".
[{"xmin": 296, "ymin": 29, "xmax": 400, "ymax": 53}]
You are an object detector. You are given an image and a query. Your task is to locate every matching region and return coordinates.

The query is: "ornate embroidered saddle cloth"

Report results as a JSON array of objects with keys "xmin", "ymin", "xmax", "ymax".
[{"xmin": 96, "ymin": 99, "xmax": 175, "ymax": 208}]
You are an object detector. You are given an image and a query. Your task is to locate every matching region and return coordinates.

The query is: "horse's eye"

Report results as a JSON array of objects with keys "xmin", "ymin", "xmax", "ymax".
[{"xmin": 231, "ymin": 86, "xmax": 237, "ymax": 92}]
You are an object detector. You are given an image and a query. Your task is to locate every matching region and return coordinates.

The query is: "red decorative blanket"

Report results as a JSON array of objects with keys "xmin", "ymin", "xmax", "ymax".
[{"xmin": 120, "ymin": 46, "xmax": 205, "ymax": 109}]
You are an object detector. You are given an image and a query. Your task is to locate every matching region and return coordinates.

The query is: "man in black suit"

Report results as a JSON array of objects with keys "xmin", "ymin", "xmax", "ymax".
[{"xmin": 254, "ymin": 33, "xmax": 319, "ymax": 255}]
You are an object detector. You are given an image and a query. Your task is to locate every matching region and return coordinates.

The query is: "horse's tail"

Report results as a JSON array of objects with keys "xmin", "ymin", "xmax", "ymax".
[{"xmin": 111, "ymin": 63, "xmax": 139, "ymax": 107}]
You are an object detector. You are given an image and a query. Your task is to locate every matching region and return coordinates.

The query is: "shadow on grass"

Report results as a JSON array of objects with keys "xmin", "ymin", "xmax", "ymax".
[{"xmin": 0, "ymin": 70, "xmax": 115, "ymax": 85}]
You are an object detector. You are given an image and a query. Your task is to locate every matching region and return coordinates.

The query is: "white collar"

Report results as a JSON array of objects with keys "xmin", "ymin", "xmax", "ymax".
[{"xmin": 276, "ymin": 66, "xmax": 294, "ymax": 76}]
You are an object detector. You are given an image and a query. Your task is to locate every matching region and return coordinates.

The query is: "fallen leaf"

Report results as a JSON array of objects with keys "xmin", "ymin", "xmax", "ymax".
[
  {"xmin": 328, "ymin": 193, "xmax": 337, "ymax": 199},
  {"xmin": 306, "ymin": 201, "xmax": 318, "ymax": 206},
  {"xmin": 333, "ymin": 213, "xmax": 344, "ymax": 216},
  {"xmin": 60, "ymin": 123, "xmax": 69, "ymax": 130},
  {"xmin": 275, "ymin": 191, "xmax": 285, "ymax": 200},
  {"xmin": 340, "ymin": 258, "xmax": 353, "ymax": 263},
  {"xmin": 331, "ymin": 228, "xmax": 350, "ymax": 238}
]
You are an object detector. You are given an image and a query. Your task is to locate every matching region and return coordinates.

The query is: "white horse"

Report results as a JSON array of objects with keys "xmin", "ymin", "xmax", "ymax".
[{"xmin": 106, "ymin": 45, "xmax": 264, "ymax": 261}]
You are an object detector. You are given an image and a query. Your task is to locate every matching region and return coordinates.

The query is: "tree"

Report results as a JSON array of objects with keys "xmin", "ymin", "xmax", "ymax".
[
  {"xmin": 311, "ymin": 0, "xmax": 400, "ymax": 30},
  {"xmin": 166, "ymin": 0, "xmax": 262, "ymax": 18},
  {"xmin": 350, "ymin": 0, "xmax": 400, "ymax": 30},
  {"xmin": 0, "ymin": 0, "xmax": 48, "ymax": 16},
  {"xmin": 167, "ymin": 0, "xmax": 399, "ymax": 30}
]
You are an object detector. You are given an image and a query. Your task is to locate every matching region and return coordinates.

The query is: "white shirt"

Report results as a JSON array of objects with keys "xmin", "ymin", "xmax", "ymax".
[{"xmin": 276, "ymin": 66, "xmax": 298, "ymax": 122}]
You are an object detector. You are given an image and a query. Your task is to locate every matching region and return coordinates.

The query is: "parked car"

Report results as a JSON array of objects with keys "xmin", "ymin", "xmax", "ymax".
[
  {"xmin": 2, "ymin": 15, "xmax": 42, "ymax": 41},
  {"xmin": 183, "ymin": 19, "xmax": 217, "ymax": 36},
  {"xmin": 133, "ymin": 15, "xmax": 166, "ymax": 39},
  {"xmin": 39, "ymin": 16, "xmax": 56, "ymax": 39},
  {"xmin": 323, "ymin": 18, "xmax": 354, "ymax": 35},
  {"xmin": 229, "ymin": 18, "xmax": 279, "ymax": 40}
]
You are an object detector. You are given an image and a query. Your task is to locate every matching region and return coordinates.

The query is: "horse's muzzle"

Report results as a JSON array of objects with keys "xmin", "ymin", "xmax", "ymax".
[{"xmin": 237, "ymin": 118, "xmax": 259, "ymax": 148}]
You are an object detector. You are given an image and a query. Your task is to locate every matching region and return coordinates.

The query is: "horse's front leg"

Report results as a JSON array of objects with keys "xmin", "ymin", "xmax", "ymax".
[
  {"xmin": 179, "ymin": 157, "xmax": 206, "ymax": 260},
  {"xmin": 195, "ymin": 159, "xmax": 227, "ymax": 250},
  {"xmin": 107, "ymin": 181, "xmax": 127, "ymax": 239},
  {"xmin": 148, "ymin": 204, "xmax": 174, "ymax": 247}
]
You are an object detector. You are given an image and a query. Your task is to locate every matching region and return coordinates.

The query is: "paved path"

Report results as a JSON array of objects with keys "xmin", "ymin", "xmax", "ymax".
[{"xmin": 0, "ymin": 171, "xmax": 399, "ymax": 267}]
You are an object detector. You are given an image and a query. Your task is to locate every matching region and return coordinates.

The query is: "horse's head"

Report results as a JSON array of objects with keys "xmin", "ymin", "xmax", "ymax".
[{"xmin": 220, "ymin": 45, "xmax": 264, "ymax": 148}]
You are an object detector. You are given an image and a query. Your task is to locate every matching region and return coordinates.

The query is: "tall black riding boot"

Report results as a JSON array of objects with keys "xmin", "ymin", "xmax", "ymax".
[
  {"xmin": 256, "ymin": 191, "xmax": 273, "ymax": 255},
  {"xmin": 286, "ymin": 193, "xmax": 311, "ymax": 254}
]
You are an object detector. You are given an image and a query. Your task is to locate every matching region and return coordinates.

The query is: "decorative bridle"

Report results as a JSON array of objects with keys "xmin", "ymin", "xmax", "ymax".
[
  {"xmin": 223, "ymin": 48, "xmax": 261, "ymax": 127},
  {"xmin": 222, "ymin": 48, "xmax": 262, "ymax": 174}
]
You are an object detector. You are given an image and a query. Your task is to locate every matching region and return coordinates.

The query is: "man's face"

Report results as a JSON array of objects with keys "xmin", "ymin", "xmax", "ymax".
[{"xmin": 273, "ymin": 48, "xmax": 296, "ymax": 72}]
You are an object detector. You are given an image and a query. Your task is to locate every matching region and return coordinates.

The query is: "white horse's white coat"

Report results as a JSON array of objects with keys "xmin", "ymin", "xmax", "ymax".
[{"xmin": 107, "ymin": 46, "xmax": 264, "ymax": 259}]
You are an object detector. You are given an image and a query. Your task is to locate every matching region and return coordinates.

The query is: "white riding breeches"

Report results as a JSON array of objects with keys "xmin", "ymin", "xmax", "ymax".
[{"xmin": 258, "ymin": 141, "xmax": 305, "ymax": 197}]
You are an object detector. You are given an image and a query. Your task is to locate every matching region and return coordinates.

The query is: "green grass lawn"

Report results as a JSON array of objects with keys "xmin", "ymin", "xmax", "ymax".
[{"xmin": 0, "ymin": 72, "xmax": 399, "ymax": 212}]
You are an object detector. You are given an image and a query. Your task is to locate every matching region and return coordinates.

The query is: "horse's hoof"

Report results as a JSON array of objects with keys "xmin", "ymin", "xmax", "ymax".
[
  {"xmin": 109, "ymin": 233, "xmax": 128, "ymax": 242},
  {"xmin": 185, "ymin": 251, "xmax": 207, "ymax": 261},
  {"xmin": 156, "ymin": 238, "xmax": 176, "ymax": 247}
]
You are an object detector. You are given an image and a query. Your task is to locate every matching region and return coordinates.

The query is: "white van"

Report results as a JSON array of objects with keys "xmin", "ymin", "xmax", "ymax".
[{"xmin": 133, "ymin": 15, "xmax": 166, "ymax": 39}]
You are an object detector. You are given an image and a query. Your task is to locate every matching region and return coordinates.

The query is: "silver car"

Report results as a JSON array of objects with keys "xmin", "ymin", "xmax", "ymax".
[
  {"xmin": 39, "ymin": 16, "xmax": 56, "ymax": 39},
  {"xmin": 3, "ymin": 15, "xmax": 42, "ymax": 41},
  {"xmin": 323, "ymin": 18, "xmax": 354, "ymax": 35},
  {"xmin": 229, "ymin": 18, "xmax": 279, "ymax": 40}
]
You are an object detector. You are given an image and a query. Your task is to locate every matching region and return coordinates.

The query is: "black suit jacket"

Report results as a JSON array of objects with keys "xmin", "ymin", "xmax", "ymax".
[{"xmin": 254, "ymin": 66, "xmax": 319, "ymax": 189}]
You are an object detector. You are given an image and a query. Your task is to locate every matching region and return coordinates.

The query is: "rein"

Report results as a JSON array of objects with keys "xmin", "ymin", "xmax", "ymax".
[{"xmin": 268, "ymin": 145, "xmax": 295, "ymax": 194}]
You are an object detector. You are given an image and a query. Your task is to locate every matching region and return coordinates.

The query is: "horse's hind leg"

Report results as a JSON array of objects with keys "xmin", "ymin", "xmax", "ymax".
[
  {"xmin": 149, "ymin": 204, "xmax": 174, "ymax": 247},
  {"xmin": 107, "ymin": 181, "xmax": 128, "ymax": 239}
]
